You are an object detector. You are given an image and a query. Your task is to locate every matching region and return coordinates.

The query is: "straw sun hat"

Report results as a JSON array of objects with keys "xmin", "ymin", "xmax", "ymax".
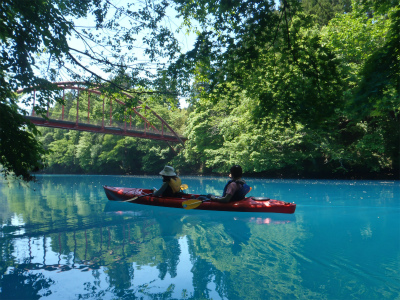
[{"xmin": 159, "ymin": 166, "xmax": 177, "ymax": 176}]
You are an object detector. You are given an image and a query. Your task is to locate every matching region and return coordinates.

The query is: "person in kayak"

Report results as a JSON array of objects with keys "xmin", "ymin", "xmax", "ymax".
[
  {"xmin": 211, "ymin": 165, "xmax": 251, "ymax": 203},
  {"xmin": 153, "ymin": 166, "xmax": 183, "ymax": 197}
]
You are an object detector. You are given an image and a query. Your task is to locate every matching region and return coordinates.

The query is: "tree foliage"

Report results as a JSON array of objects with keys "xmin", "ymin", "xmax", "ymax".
[
  {"xmin": 172, "ymin": 0, "xmax": 399, "ymax": 178},
  {"xmin": 1, "ymin": 0, "xmax": 183, "ymax": 180},
  {"xmin": 301, "ymin": 0, "xmax": 352, "ymax": 26},
  {"xmin": 1, "ymin": 0, "xmax": 399, "ymax": 180},
  {"xmin": 35, "ymin": 90, "xmax": 188, "ymax": 175},
  {"xmin": 0, "ymin": 102, "xmax": 46, "ymax": 181}
]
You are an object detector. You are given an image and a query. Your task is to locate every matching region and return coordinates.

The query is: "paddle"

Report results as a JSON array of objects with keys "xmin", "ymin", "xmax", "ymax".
[
  {"xmin": 182, "ymin": 198, "xmax": 210, "ymax": 210},
  {"xmin": 122, "ymin": 193, "xmax": 152, "ymax": 202},
  {"xmin": 182, "ymin": 186, "xmax": 252, "ymax": 209},
  {"xmin": 123, "ymin": 184, "xmax": 189, "ymax": 202}
]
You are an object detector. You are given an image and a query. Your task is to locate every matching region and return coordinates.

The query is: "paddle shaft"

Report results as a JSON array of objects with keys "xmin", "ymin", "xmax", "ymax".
[
  {"xmin": 123, "ymin": 184, "xmax": 188, "ymax": 202},
  {"xmin": 122, "ymin": 193, "xmax": 152, "ymax": 202}
]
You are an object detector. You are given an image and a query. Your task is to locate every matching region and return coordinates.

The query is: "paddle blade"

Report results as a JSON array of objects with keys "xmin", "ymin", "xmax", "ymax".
[{"xmin": 182, "ymin": 199, "xmax": 202, "ymax": 210}]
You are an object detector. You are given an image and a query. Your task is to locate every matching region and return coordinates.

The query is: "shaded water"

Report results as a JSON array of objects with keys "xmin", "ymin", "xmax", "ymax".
[{"xmin": 0, "ymin": 175, "xmax": 399, "ymax": 300}]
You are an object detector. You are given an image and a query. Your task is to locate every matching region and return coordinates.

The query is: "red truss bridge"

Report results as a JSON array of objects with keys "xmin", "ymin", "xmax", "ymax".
[{"xmin": 17, "ymin": 82, "xmax": 186, "ymax": 148}]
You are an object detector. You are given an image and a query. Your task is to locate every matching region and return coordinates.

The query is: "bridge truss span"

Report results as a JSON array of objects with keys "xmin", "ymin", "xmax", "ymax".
[{"xmin": 18, "ymin": 82, "xmax": 186, "ymax": 148}]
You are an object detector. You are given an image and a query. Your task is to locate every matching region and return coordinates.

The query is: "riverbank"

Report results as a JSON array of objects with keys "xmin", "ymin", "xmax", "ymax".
[{"xmin": 32, "ymin": 168, "xmax": 400, "ymax": 181}]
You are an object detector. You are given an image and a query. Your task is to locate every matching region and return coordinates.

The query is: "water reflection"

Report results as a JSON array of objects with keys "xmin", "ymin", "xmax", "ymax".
[{"xmin": 0, "ymin": 175, "xmax": 398, "ymax": 300}]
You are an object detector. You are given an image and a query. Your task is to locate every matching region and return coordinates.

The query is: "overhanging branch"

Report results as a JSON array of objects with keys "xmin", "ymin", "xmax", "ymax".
[{"xmin": 66, "ymin": 51, "xmax": 178, "ymax": 96}]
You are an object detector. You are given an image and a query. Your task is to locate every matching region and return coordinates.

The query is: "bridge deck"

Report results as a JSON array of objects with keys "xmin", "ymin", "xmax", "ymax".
[{"xmin": 25, "ymin": 116, "xmax": 186, "ymax": 143}]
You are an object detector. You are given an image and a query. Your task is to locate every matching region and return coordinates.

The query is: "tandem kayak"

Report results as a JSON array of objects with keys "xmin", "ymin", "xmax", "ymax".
[{"xmin": 103, "ymin": 186, "xmax": 296, "ymax": 214}]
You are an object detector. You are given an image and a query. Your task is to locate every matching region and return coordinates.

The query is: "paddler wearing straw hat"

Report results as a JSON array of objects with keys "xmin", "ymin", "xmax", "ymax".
[{"xmin": 153, "ymin": 166, "xmax": 183, "ymax": 197}]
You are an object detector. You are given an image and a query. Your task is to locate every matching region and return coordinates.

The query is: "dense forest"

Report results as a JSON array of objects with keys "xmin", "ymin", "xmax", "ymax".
[
  {"xmin": 31, "ymin": 0, "xmax": 399, "ymax": 179},
  {"xmin": 2, "ymin": 0, "xmax": 399, "ymax": 180}
]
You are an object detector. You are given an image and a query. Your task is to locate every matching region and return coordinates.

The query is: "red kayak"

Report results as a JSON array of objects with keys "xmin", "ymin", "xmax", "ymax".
[{"xmin": 103, "ymin": 186, "xmax": 296, "ymax": 214}]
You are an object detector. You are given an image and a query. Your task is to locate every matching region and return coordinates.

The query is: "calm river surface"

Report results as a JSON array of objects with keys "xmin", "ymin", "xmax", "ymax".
[{"xmin": 0, "ymin": 175, "xmax": 399, "ymax": 300}]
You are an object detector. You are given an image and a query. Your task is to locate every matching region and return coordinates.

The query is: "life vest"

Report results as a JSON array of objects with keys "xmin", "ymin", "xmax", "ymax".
[
  {"xmin": 222, "ymin": 180, "xmax": 251, "ymax": 202},
  {"xmin": 162, "ymin": 177, "xmax": 182, "ymax": 197},
  {"xmin": 168, "ymin": 177, "xmax": 182, "ymax": 193}
]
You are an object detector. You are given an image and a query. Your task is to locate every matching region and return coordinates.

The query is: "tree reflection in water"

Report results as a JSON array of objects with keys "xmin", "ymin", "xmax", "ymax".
[
  {"xmin": 1, "ymin": 267, "xmax": 54, "ymax": 299},
  {"xmin": 0, "ymin": 175, "xmax": 311, "ymax": 300}
]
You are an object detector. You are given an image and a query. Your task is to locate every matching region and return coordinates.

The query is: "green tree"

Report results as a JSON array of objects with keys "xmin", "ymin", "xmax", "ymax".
[
  {"xmin": 321, "ymin": 0, "xmax": 391, "ymax": 88},
  {"xmin": 35, "ymin": 86, "xmax": 188, "ymax": 175},
  {"xmin": 172, "ymin": 1, "xmax": 345, "ymax": 129},
  {"xmin": 4, "ymin": 0, "xmax": 398, "ymax": 180},
  {"xmin": 1, "ymin": 0, "xmax": 181, "ymax": 181},
  {"xmin": 0, "ymin": 101, "xmax": 46, "ymax": 181},
  {"xmin": 301, "ymin": 0, "xmax": 352, "ymax": 26},
  {"xmin": 46, "ymin": 131, "xmax": 82, "ymax": 173},
  {"xmin": 172, "ymin": 0, "xmax": 399, "ymax": 178},
  {"xmin": 321, "ymin": 0, "xmax": 399, "ymax": 175}
]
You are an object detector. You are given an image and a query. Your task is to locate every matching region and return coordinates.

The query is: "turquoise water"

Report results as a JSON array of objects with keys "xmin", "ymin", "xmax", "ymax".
[{"xmin": 0, "ymin": 175, "xmax": 399, "ymax": 300}]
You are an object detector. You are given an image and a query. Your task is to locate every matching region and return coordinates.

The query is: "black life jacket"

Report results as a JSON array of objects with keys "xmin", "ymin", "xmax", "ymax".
[{"xmin": 222, "ymin": 180, "xmax": 251, "ymax": 202}]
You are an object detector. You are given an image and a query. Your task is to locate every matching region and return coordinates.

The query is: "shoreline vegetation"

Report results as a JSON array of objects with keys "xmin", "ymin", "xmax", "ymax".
[
  {"xmin": 33, "ymin": 88, "xmax": 399, "ymax": 181},
  {"xmin": 2, "ymin": 1, "xmax": 399, "ymax": 183},
  {"xmin": 32, "ymin": 169, "xmax": 399, "ymax": 181}
]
